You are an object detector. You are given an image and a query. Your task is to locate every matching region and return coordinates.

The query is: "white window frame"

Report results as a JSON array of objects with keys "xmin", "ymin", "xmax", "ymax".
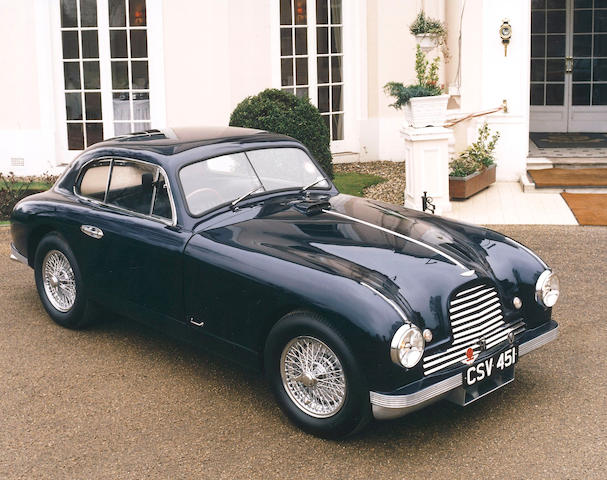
[
  {"xmin": 271, "ymin": 0, "xmax": 364, "ymax": 153},
  {"xmin": 50, "ymin": 0, "xmax": 166, "ymax": 165}
]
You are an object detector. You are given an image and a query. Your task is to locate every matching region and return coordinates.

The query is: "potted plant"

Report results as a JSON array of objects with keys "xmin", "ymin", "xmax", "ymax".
[
  {"xmin": 384, "ymin": 45, "xmax": 449, "ymax": 128},
  {"xmin": 409, "ymin": 10, "xmax": 449, "ymax": 58},
  {"xmin": 449, "ymin": 121, "xmax": 500, "ymax": 199}
]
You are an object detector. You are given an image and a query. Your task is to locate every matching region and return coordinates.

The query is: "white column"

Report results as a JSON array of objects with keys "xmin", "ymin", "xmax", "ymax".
[{"xmin": 402, "ymin": 126, "xmax": 452, "ymax": 215}]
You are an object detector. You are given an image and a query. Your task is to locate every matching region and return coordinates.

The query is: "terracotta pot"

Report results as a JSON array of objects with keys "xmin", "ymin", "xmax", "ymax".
[
  {"xmin": 449, "ymin": 164, "xmax": 496, "ymax": 199},
  {"xmin": 404, "ymin": 94, "xmax": 449, "ymax": 128}
]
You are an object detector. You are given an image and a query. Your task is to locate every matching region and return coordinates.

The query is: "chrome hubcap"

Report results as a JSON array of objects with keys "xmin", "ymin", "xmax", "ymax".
[
  {"xmin": 42, "ymin": 250, "xmax": 76, "ymax": 312},
  {"xmin": 280, "ymin": 336, "xmax": 347, "ymax": 418}
]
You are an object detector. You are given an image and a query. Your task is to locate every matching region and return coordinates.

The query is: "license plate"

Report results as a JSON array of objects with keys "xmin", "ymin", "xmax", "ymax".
[{"xmin": 463, "ymin": 346, "xmax": 518, "ymax": 387}]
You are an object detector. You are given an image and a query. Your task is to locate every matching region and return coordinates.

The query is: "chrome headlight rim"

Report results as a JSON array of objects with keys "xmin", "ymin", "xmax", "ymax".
[
  {"xmin": 390, "ymin": 324, "xmax": 425, "ymax": 369},
  {"xmin": 535, "ymin": 269, "xmax": 560, "ymax": 308}
]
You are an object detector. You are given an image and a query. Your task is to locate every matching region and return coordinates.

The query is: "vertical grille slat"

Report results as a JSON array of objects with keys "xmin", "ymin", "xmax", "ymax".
[{"xmin": 422, "ymin": 283, "xmax": 525, "ymax": 376}]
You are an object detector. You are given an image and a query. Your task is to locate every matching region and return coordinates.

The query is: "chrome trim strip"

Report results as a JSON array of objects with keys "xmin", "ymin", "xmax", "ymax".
[
  {"xmin": 451, "ymin": 297, "xmax": 501, "ymax": 322},
  {"xmin": 450, "ymin": 292, "xmax": 498, "ymax": 315},
  {"xmin": 519, "ymin": 326, "xmax": 559, "ymax": 356},
  {"xmin": 10, "ymin": 243, "xmax": 28, "ymax": 266},
  {"xmin": 450, "ymin": 289, "xmax": 497, "ymax": 311},
  {"xmin": 454, "ymin": 284, "xmax": 486, "ymax": 297},
  {"xmin": 371, "ymin": 324, "xmax": 558, "ymax": 420},
  {"xmin": 360, "ymin": 282, "xmax": 408, "ymax": 323},
  {"xmin": 506, "ymin": 236, "xmax": 548, "ymax": 269},
  {"xmin": 323, "ymin": 209, "xmax": 474, "ymax": 275},
  {"xmin": 370, "ymin": 375, "xmax": 462, "ymax": 409},
  {"xmin": 452, "ymin": 305, "xmax": 502, "ymax": 329}
]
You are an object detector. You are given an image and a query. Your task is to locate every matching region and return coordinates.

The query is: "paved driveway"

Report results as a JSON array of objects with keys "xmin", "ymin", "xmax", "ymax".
[{"xmin": 0, "ymin": 225, "xmax": 605, "ymax": 479}]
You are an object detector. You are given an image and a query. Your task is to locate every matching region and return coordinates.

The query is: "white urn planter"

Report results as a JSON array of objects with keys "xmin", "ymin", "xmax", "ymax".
[
  {"xmin": 415, "ymin": 33, "xmax": 439, "ymax": 53},
  {"xmin": 404, "ymin": 94, "xmax": 449, "ymax": 128}
]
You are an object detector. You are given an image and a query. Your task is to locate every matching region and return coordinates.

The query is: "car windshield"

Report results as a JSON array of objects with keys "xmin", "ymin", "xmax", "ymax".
[{"xmin": 179, "ymin": 147, "xmax": 330, "ymax": 215}]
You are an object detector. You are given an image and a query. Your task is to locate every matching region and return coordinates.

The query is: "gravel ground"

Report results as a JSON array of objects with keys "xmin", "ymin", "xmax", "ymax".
[
  {"xmin": 334, "ymin": 161, "xmax": 406, "ymax": 204},
  {"xmin": 0, "ymin": 225, "xmax": 606, "ymax": 479}
]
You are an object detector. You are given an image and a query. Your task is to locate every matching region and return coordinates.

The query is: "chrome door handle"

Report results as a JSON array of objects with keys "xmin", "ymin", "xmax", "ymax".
[{"xmin": 80, "ymin": 225, "xmax": 104, "ymax": 239}]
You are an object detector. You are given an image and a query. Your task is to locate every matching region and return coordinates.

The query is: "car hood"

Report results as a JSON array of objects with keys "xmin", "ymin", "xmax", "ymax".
[{"xmin": 198, "ymin": 193, "xmax": 540, "ymax": 335}]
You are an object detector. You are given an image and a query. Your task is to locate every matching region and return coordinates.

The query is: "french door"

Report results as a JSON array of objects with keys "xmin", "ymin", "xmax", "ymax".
[
  {"xmin": 530, "ymin": 0, "xmax": 607, "ymax": 132},
  {"xmin": 54, "ymin": 0, "xmax": 163, "ymax": 163},
  {"xmin": 279, "ymin": 0, "xmax": 357, "ymax": 151}
]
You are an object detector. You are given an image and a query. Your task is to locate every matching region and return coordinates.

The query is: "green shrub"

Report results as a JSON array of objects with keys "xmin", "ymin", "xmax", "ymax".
[
  {"xmin": 0, "ymin": 172, "xmax": 57, "ymax": 220},
  {"xmin": 449, "ymin": 121, "xmax": 500, "ymax": 177},
  {"xmin": 229, "ymin": 89, "xmax": 333, "ymax": 178},
  {"xmin": 384, "ymin": 45, "xmax": 442, "ymax": 109},
  {"xmin": 409, "ymin": 10, "xmax": 449, "ymax": 58}
]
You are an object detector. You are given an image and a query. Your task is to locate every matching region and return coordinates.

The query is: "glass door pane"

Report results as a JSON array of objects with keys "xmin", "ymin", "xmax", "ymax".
[{"xmin": 530, "ymin": 0, "xmax": 568, "ymax": 106}]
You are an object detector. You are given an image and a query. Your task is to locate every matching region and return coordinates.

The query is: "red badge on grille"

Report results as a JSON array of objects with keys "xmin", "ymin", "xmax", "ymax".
[{"xmin": 466, "ymin": 348, "xmax": 474, "ymax": 361}]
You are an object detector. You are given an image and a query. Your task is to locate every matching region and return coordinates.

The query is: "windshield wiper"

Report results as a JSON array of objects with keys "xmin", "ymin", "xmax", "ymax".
[
  {"xmin": 231, "ymin": 185, "xmax": 264, "ymax": 209},
  {"xmin": 301, "ymin": 177, "xmax": 327, "ymax": 192}
]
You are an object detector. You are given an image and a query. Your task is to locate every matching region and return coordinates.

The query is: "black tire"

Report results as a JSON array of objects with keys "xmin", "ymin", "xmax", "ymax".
[
  {"xmin": 34, "ymin": 232, "xmax": 96, "ymax": 329},
  {"xmin": 264, "ymin": 311, "xmax": 371, "ymax": 438}
]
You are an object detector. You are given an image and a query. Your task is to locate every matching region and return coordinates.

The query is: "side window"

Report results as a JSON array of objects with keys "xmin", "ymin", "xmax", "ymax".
[
  {"xmin": 106, "ymin": 160, "xmax": 172, "ymax": 220},
  {"xmin": 77, "ymin": 159, "xmax": 111, "ymax": 201},
  {"xmin": 152, "ymin": 174, "xmax": 172, "ymax": 220}
]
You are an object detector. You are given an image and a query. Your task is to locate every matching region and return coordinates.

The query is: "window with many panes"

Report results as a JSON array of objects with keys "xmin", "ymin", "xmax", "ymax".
[
  {"xmin": 60, "ymin": 0, "xmax": 151, "ymax": 150},
  {"xmin": 279, "ymin": 0, "xmax": 344, "ymax": 140},
  {"xmin": 109, "ymin": 0, "xmax": 151, "ymax": 135},
  {"xmin": 61, "ymin": 0, "xmax": 104, "ymax": 149}
]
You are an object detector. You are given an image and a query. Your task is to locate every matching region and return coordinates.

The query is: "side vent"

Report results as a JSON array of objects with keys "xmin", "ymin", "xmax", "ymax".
[{"xmin": 10, "ymin": 157, "xmax": 25, "ymax": 167}]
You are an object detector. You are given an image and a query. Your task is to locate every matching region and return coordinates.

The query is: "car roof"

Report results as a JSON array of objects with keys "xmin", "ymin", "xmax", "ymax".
[{"xmin": 96, "ymin": 126, "xmax": 295, "ymax": 154}]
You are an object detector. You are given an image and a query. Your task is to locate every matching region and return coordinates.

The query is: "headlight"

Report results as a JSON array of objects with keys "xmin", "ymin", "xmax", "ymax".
[
  {"xmin": 390, "ymin": 324, "xmax": 425, "ymax": 368},
  {"xmin": 535, "ymin": 270, "xmax": 560, "ymax": 308}
]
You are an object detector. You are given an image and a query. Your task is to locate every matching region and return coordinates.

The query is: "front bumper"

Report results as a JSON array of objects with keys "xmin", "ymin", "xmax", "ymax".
[
  {"xmin": 10, "ymin": 243, "xmax": 28, "ymax": 266},
  {"xmin": 370, "ymin": 320, "xmax": 559, "ymax": 420}
]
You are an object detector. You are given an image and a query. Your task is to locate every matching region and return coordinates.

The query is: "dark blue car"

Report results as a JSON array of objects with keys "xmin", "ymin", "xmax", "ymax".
[{"xmin": 9, "ymin": 127, "xmax": 559, "ymax": 437}]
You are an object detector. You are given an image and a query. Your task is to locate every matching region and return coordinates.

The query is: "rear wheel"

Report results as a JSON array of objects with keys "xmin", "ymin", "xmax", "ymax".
[
  {"xmin": 265, "ymin": 311, "xmax": 371, "ymax": 438},
  {"xmin": 34, "ymin": 233, "xmax": 97, "ymax": 329}
]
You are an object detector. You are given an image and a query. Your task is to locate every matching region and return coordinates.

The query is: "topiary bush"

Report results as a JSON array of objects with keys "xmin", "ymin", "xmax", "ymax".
[{"xmin": 229, "ymin": 89, "xmax": 333, "ymax": 178}]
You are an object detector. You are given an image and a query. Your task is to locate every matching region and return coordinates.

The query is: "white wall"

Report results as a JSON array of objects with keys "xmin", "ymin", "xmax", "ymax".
[
  {"xmin": 162, "ymin": 0, "xmax": 273, "ymax": 127},
  {"xmin": 364, "ymin": 0, "xmax": 530, "ymax": 181},
  {"xmin": 446, "ymin": 0, "xmax": 530, "ymax": 181},
  {"xmin": 0, "ymin": 0, "xmax": 58, "ymax": 175}
]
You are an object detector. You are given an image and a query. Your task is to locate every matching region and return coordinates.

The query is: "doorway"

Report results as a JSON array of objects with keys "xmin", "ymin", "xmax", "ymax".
[{"xmin": 530, "ymin": 0, "xmax": 607, "ymax": 133}]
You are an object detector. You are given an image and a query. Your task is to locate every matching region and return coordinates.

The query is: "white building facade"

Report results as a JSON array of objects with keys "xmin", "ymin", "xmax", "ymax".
[{"xmin": 1, "ymin": 0, "xmax": 606, "ymax": 179}]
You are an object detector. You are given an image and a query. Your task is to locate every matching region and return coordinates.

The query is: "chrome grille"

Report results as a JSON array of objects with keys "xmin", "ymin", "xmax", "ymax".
[{"xmin": 423, "ymin": 284, "xmax": 525, "ymax": 376}]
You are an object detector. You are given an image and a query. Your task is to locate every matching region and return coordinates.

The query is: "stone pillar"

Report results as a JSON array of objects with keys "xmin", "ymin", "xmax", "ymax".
[{"xmin": 402, "ymin": 126, "xmax": 452, "ymax": 215}]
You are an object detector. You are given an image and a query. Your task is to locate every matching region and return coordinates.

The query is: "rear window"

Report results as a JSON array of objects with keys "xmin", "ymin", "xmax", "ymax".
[{"xmin": 78, "ymin": 159, "xmax": 111, "ymax": 201}]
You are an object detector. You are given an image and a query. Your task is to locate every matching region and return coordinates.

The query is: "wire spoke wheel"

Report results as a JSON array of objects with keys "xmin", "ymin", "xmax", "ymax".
[
  {"xmin": 42, "ymin": 250, "xmax": 76, "ymax": 313},
  {"xmin": 280, "ymin": 336, "xmax": 347, "ymax": 418}
]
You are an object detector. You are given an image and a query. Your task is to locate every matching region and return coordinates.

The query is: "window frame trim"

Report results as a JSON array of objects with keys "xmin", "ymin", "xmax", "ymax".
[{"xmin": 73, "ymin": 155, "xmax": 177, "ymax": 226}]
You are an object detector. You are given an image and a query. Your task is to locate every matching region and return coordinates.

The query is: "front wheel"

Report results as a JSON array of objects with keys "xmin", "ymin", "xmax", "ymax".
[
  {"xmin": 264, "ymin": 311, "xmax": 371, "ymax": 438},
  {"xmin": 34, "ymin": 232, "xmax": 96, "ymax": 329}
]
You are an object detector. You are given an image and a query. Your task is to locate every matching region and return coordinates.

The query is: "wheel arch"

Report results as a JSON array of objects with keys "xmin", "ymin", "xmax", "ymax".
[{"xmin": 27, "ymin": 225, "xmax": 59, "ymax": 267}]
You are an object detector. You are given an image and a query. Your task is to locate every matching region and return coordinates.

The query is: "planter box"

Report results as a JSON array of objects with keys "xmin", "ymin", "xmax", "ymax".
[
  {"xmin": 415, "ymin": 33, "xmax": 439, "ymax": 53},
  {"xmin": 449, "ymin": 164, "xmax": 496, "ymax": 199},
  {"xmin": 404, "ymin": 94, "xmax": 449, "ymax": 128}
]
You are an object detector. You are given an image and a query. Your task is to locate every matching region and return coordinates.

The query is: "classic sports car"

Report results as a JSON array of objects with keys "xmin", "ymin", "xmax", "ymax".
[{"xmin": 10, "ymin": 127, "xmax": 559, "ymax": 438}]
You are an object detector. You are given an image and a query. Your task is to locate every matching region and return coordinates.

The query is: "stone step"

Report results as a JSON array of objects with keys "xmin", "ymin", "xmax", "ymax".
[
  {"xmin": 332, "ymin": 152, "xmax": 360, "ymax": 164},
  {"xmin": 527, "ymin": 156, "xmax": 607, "ymax": 169},
  {"xmin": 520, "ymin": 172, "xmax": 607, "ymax": 193}
]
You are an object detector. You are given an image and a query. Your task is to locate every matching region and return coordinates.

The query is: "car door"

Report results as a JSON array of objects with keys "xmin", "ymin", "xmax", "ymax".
[{"xmin": 74, "ymin": 157, "xmax": 191, "ymax": 327}]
